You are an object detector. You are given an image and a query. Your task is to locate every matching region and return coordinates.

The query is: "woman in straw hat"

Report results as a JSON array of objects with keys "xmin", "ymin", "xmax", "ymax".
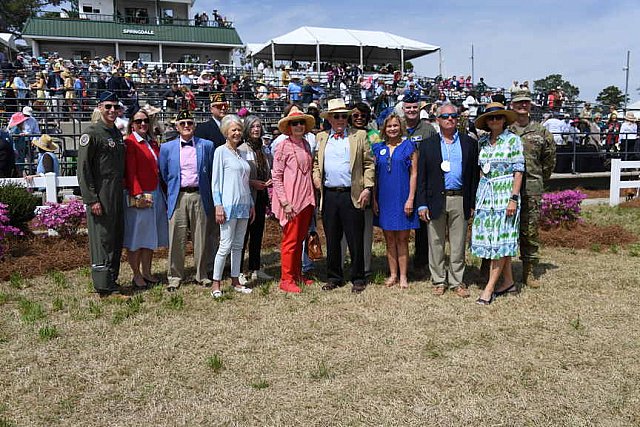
[
  {"xmin": 471, "ymin": 103, "xmax": 525, "ymax": 305},
  {"xmin": 31, "ymin": 134, "xmax": 60, "ymax": 176},
  {"xmin": 271, "ymin": 106, "xmax": 316, "ymax": 293}
]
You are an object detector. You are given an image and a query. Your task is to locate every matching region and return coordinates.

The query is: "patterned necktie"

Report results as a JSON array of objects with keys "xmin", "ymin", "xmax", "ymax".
[{"xmin": 332, "ymin": 131, "xmax": 344, "ymax": 139}]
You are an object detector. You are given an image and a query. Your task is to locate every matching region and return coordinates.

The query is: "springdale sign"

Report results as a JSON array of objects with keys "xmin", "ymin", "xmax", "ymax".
[{"xmin": 122, "ymin": 29, "xmax": 155, "ymax": 35}]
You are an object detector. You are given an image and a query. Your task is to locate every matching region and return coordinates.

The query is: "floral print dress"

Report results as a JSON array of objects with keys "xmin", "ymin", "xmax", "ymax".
[{"xmin": 470, "ymin": 130, "xmax": 525, "ymax": 259}]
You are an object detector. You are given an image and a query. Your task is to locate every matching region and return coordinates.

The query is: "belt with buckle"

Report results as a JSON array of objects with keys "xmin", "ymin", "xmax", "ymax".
[
  {"xmin": 180, "ymin": 187, "xmax": 199, "ymax": 193},
  {"xmin": 326, "ymin": 186, "xmax": 351, "ymax": 192},
  {"xmin": 444, "ymin": 189, "xmax": 463, "ymax": 196}
]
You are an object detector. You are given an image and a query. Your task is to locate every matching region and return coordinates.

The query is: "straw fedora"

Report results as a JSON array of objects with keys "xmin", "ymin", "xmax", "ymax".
[
  {"xmin": 277, "ymin": 106, "xmax": 315, "ymax": 135},
  {"xmin": 624, "ymin": 111, "xmax": 637, "ymax": 122},
  {"xmin": 8, "ymin": 112, "xmax": 28, "ymax": 128},
  {"xmin": 320, "ymin": 98, "xmax": 352, "ymax": 119},
  {"xmin": 32, "ymin": 134, "xmax": 59, "ymax": 152},
  {"xmin": 474, "ymin": 102, "xmax": 517, "ymax": 131}
]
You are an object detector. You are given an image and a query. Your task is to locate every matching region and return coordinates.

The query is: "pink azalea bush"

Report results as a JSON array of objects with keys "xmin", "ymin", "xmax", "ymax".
[
  {"xmin": 0, "ymin": 202, "xmax": 23, "ymax": 257},
  {"xmin": 35, "ymin": 200, "xmax": 86, "ymax": 237},
  {"xmin": 541, "ymin": 190, "xmax": 588, "ymax": 229}
]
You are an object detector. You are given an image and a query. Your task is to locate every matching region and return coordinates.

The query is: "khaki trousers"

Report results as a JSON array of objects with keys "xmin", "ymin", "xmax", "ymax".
[
  {"xmin": 427, "ymin": 195, "xmax": 467, "ymax": 288},
  {"xmin": 168, "ymin": 191, "xmax": 216, "ymax": 286}
]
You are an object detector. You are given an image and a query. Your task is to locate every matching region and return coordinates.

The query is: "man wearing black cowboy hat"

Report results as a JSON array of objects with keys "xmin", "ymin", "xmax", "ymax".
[
  {"xmin": 77, "ymin": 91, "xmax": 128, "ymax": 299},
  {"xmin": 195, "ymin": 91, "xmax": 228, "ymax": 148}
]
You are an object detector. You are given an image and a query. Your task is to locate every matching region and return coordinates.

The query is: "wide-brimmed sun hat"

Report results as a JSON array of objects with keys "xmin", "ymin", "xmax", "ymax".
[
  {"xmin": 8, "ymin": 112, "xmax": 28, "ymax": 128},
  {"xmin": 320, "ymin": 98, "xmax": 352, "ymax": 119},
  {"xmin": 32, "ymin": 134, "xmax": 59, "ymax": 152},
  {"xmin": 624, "ymin": 111, "xmax": 637, "ymax": 122},
  {"xmin": 277, "ymin": 106, "xmax": 315, "ymax": 135},
  {"xmin": 475, "ymin": 102, "xmax": 517, "ymax": 131}
]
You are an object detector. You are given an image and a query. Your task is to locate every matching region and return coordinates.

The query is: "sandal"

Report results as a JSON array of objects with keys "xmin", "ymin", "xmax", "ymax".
[
  {"xmin": 476, "ymin": 294, "xmax": 495, "ymax": 305},
  {"xmin": 384, "ymin": 277, "xmax": 398, "ymax": 288},
  {"xmin": 494, "ymin": 282, "xmax": 518, "ymax": 297}
]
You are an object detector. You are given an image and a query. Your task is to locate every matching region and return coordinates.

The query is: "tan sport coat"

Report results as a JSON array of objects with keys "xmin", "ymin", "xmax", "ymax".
[{"xmin": 312, "ymin": 128, "xmax": 375, "ymax": 211}]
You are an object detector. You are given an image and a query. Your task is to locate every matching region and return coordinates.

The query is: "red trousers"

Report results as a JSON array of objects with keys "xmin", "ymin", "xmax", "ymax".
[{"xmin": 281, "ymin": 204, "xmax": 314, "ymax": 283}]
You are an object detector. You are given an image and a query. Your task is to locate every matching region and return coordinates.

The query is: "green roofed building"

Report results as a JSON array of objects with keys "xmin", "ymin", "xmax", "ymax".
[{"xmin": 22, "ymin": 0, "xmax": 243, "ymax": 63}]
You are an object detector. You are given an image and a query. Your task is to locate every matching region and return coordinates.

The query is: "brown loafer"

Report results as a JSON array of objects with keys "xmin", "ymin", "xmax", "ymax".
[
  {"xmin": 432, "ymin": 285, "xmax": 446, "ymax": 296},
  {"xmin": 453, "ymin": 286, "xmax": 470, "ymax": 298}
]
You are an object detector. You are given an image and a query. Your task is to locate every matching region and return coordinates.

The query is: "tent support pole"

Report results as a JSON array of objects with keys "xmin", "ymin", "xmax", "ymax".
[
  {"xmin": 271, "ymin": 41, "xmax": 276, "ymax": 72},
  {"xmin": 316, "ymin": 42, "xmax": 321, "ymax": 82},
  {"xmin": 360, "ymin": 44, "xmax": 363, "ymax": 70},
  {"xmin": 400, "ymin": 47, "xmax": 404, "ymax": 74}
]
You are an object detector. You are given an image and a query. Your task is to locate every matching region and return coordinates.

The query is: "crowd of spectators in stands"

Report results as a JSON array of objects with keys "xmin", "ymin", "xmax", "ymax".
[{"xmin": 1, "ymin": 50, "xmax": 639, "ymax": 178}]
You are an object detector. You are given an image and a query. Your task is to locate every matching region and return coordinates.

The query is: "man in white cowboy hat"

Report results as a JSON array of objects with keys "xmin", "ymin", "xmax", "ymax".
[
  {"xmin": 620, "ymin": 111, "xmax": 637, "ymax": 160},
  {"xmin": 508, "ymin": 89, "xmax": 555, "ymax": 288},
  {"xmin": 312, "ymin": 98, "xmax": 375, "ymax": 293}
]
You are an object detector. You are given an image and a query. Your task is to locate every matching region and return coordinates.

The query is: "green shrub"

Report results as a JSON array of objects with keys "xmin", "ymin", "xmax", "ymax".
[{"xmin": 0, "ymin": 183, "xmax": 39, "ymax": 232}]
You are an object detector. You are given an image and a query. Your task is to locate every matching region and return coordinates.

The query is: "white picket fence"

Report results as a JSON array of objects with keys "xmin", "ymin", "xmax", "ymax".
[
  {"xmin": 609, "ymin": 159, "xmax": 640, "ymax": 206},
  {"xmin": 0, "ymin": 173, "xmax": 79, "ymax": 206}
]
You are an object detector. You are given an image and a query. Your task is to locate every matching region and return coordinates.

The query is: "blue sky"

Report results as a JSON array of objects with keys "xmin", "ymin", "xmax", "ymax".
[{"xmin": 196, "ymin": 0, "xmax": 640, "ymax": 102}]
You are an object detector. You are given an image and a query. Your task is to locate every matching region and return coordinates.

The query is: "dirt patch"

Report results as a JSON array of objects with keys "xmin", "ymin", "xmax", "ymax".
[
  {"xmin": 619, "ymin": 198, "xmax": 640, "ymax": 209},
  {"xmin": 1, "ymin": 234, "xmax": 90, "ymax": 280},
  {"xmin": 540, "ymin": 223, "xmax": 638, "ymax": 249}
]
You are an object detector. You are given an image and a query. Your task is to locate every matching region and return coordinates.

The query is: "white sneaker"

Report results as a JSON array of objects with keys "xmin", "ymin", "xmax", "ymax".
[
  {"xmin": 233, "ymin": 285, "xmax": 252, "ymax": 294},
  {"xmin": 251, "ymin": 270, "xmax": 273, "ymax": 281},
  {"xmin": 238, "ymin": 273, "xmax": 249, "ymax": 286}
]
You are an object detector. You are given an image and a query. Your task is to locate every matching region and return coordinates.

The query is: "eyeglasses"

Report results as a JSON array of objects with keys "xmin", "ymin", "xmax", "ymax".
[
  {"xmin": 133, "ymin": 118, "xmax": 150, "ymax": 124},
  {"xmin": 438, "ymin": 113, "xmax": 459, "ymax": 119},
  {"xmin": 177, "ymin": 121, "xmax": 194, "ymax": 127},
  {"xmin": 290, "ymin": 120, "xmax": 306, "ymax": 127},
  {"xmin": 487, "ymin": 115, "xmax": 505, "ymax": 121},
  {"xmin": 332, "ymin": 113, "xmax": 349, "ymax": 120},
  {"xmin": 351, "ymin": 113, "xmax": 367, "ymax": 119},
  {"xmin": 103, "ymin": 103, "xmax": 121, "ymax": 110}
]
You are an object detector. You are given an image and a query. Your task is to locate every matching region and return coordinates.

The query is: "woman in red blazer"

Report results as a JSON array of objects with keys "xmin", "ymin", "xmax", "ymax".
[{"xmin": 124, "ymin": 109, "xmax": 169, "ymax": 288}]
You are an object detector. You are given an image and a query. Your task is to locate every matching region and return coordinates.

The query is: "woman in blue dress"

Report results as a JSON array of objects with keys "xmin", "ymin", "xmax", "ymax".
[
  {"xmin": 471, "ymin": 103, "xmax": 525, "ymax": 305},
  {"xmin": 372, "ymin": 113, "xmax": 419, "ymax": 289}
]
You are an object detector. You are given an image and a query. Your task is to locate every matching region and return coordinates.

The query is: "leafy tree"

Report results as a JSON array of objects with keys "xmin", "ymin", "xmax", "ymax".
[
  {"xmin": 533, "ymin": 74, "xmax": 580, "ymax": 100},
  {"xmin": 403, "ymin": 61, "xmax": 414, "ymax": 72},
  {"xmin": 596, "ymin": 85, "xmax": 627, "ymax": 110},
  {"xmin": 0, "ymin": 0, "xmax": 63, "ymax": 33}
]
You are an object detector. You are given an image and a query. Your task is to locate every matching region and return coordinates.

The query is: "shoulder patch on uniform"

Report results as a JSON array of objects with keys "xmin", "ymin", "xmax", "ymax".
[{"xmin": 80, "ymin": 134, "xmax": 90, "ymax": 146}]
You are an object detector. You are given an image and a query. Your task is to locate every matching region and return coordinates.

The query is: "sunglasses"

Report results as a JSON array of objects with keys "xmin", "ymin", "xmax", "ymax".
[
  {"xmin": 487, "ymin": 115, "xmax": 505, "ymax": 121},
  {"xmin": 177, "ymin": 121, "xmax": 195, "ymax": 127},
  {"xmin": 212, "ymin": 103, "xmax": 228, "ymax": 109},
  {"xmin": 103, "ymin": 104, "xmax": 121, "ymax": 110},
  {"xmin": 133, "ymin": 118, "xmax": 150, "ymax": 124},
  {"xmin": 351, "ymin": 113, "xmax": 367, "ymax": 119},
  {"xmin": 438, "ymin": 113, "xmax": 459, "ymax": 119},
  {"xmin": 290, "ymin": 120, "xmax": 306, "ymax": 127},
  {"xmin": 332, "ymin": 113, "xmax": 349, "ymax": 120}
]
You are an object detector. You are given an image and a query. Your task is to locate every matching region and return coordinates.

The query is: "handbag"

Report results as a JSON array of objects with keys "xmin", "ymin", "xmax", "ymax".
[
  {"xmin": 127, "ymin": 193, "xmax": 153, "ymax": 208},
  {"xmin": 307, "ymin": 232, "xmax": 323, "ymax": 261}
]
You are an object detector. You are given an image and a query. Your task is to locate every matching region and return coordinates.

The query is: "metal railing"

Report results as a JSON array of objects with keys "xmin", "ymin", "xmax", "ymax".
[{"xmin": 32, "ymin": 11, "xmax": 234, "ymax": 28}]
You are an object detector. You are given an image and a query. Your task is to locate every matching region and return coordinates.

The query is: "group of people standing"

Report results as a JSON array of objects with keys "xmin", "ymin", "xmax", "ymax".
[{"xmin": 76, "ymin": 86, "xmax": 555, "ymax": 305}]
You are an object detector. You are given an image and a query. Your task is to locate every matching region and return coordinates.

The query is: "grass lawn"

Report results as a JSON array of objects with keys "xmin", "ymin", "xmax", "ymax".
[{"xmin": 1, "ymin": 205, "xmax": 639, "ymax": 426}]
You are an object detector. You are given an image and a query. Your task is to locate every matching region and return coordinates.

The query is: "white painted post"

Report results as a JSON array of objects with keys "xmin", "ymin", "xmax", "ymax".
[
  {"xmin": 610, "ymin": 159, "xmax": 621, "ymax": 206},
  {"xmin": 44, "ymin": 173, "xmax": 57, "ymax": 204}
]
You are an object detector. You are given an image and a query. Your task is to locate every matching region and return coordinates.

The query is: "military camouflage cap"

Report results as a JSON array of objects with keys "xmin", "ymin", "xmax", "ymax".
[{"xmin": 511, "ymin": 89, "xmax": 532, "ymax": 103}]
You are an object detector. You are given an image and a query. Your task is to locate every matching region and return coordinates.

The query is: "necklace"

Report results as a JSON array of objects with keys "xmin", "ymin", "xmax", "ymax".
[{"xmin": 226, "ymin": 142, "xmax": 241, "ymax": 159}]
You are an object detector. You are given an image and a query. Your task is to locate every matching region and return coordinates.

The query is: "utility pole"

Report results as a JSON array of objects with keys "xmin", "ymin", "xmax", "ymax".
[
  {"xmin": 623, "ymin": 50, "xmax": 630, "ymax": 113},
  {"xmin": 470, "ymin": 44, "xmax": 475, "ymax": 86}
]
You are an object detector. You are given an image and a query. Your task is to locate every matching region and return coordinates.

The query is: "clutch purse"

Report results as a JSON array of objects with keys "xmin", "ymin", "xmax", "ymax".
[{"xmin": 128, "ymin": 193, "xmax": 153, "ymax": 208}]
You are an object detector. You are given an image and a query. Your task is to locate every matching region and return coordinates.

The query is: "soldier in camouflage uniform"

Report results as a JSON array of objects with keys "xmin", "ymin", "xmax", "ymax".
[
  {"xmin": 77, "ymin": 91, "xmax": 128, "ymax": 298},
  {"xmin": 508, "ymin": 89, "xmax": 556, "ymax": 288}
]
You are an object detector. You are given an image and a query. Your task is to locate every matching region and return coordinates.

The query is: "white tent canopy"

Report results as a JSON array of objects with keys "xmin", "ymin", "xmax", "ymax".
[{"xmin": 247, "ymin": 26, "xmax": 439, "ymax": 74}]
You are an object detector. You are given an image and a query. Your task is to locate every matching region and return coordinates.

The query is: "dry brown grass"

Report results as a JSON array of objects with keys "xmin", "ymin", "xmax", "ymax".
[{"xmin": 2, "ymin": 211, "xmax": 640, "ymax": 426}]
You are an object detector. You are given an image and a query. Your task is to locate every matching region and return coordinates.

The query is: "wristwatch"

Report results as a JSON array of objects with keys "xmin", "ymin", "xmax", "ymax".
[{"xmin": 510, "ymin": 194, "xmax": 519, "ymax": 202}]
